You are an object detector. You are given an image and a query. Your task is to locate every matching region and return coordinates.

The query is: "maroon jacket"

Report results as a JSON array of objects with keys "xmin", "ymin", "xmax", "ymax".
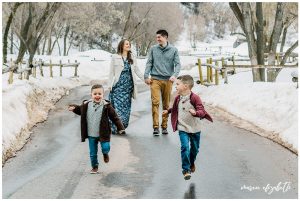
[
  {"xmin": 71, "ymin": 100, "xmax": 124, "ymax": 142},
  {"xmin": 168, "ymin": 92, "xmax": 213, "ymax": 132}
]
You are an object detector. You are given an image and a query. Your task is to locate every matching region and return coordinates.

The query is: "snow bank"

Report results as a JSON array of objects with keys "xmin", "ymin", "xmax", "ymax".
[
  {"xmin": 2, "ymin": 77, "xmax": 82, "ymax": 163},
  {"xmin": 193, "ymin": 82, "xmax": 298, "ymax": 152},
  {"xmin": 2, "ymin": 49, "xmax": 113, "ymax": 163}
]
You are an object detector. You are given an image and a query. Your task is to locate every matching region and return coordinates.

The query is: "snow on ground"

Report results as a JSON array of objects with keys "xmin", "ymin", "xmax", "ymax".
[
  {"xmin": 2, "ymin": 33, "xmax": 298, "ymax": 162},
  {"xmin": 2, "ymin": 50, "xmax": 113, "ymax": 163}
]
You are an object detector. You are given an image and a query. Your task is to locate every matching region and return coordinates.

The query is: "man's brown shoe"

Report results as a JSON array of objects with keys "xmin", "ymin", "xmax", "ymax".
[
  {"xmin": 191, "ymin": 164, "xmax": 196, "ymax": 173},
  {"xmin": 103, "ymin": 154, "xmax": 109, "ymax": 163}
]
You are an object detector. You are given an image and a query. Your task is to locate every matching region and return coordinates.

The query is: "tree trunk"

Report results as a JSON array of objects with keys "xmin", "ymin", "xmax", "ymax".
[
  {"xmin": 229, "ymin": 3, "xmax": 246, "ymax": 34},
  {"xmin": 47, "ymin": 28, "xmax": 52, "ymax": 55},
  {"xmin": 267, "ymin": 2, "xmax": 285, "ymax": 82},
  {"xmin": 145, "ymin": 41, "xmax": 152, "ymax": 56},
  {"xmin": 128, "ymin": 6, "xmax": 152, "ymax": 40},
  {"xmin": 42, "ymin": 37, "xmax": 46, "ymax": 55},
  {"xmin": 256, "ymin": 2, "xmax": 265, "ymax": 81},
  {"xmin": 63, "ymin": 25, "xmax": 70, "ymax": 56},
  {"xmin": 280, "ymin": 26, "xmax": 288, "ymax": 52},
  {"xmin": 267, "ymin": 40, "xmax": 298, "ymax": 81},
  {"xmin": 16, "ymin": 3, "xmax": 33, "ymax": 63},
  {"xmin": 241, "ymin": 3, "xmax": 261, "ymax": 81},
  {"xmin": 66, "ymin": 31, "xmax": 74, "ymax": 55},
  {"xmin": 280, "ymin": 40, "xmax": 298, "ymax": 66},
  {"xmin": 10, "ymin": 26, "xmax": 14, "ymax": 54},
  {"xmin": 3, "ymin": 3, "xmax": 22, "ymax": 63},
  {"xmin": 122, "ymin": 2, "xmax": 133, "ymax": 38},
  {"xmin": 37, "ymin": 45, "xmax": 40, "ymax": 55}
]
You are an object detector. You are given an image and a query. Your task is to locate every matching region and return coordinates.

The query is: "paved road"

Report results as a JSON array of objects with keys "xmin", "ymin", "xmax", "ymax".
[{"xmin": 2, "ymin": 84, "xmax": 298, "ymax": 199}]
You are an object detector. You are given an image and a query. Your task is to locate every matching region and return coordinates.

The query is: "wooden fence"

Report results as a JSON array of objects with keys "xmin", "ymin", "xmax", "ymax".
[
  {"xmin": 196, "ymin": 55, "xmax": 298, "ymax": 86},
  {"xmin": 2, "ymin": 58, "xmax": 80, "ymax": 84}
]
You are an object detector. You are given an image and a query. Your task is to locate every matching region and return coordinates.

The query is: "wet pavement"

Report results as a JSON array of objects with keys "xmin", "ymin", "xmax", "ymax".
[{"xmin": 2, "ymin": 83, "xmax": 298, "ymax": 199}]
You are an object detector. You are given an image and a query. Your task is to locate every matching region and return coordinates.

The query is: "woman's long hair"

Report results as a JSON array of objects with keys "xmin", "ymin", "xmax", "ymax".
[{"xmin": 117, "ymin": 39, "xmax": 133, "ymax": 64}]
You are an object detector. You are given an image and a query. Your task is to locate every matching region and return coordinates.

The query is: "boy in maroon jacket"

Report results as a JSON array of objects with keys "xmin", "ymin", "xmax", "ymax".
[{"xmin": 163, "ymin": 75, "xmax": 213, "ymax": 180}]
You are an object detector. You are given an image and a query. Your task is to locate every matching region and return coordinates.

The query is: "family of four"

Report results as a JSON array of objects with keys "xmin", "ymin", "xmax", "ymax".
[{"xmin": 68, "ymin": 29, "xmax": 213, "ymax": 180}]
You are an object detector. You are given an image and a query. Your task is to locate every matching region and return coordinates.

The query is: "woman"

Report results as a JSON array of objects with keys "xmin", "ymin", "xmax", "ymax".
[{"xmin": 108, "ymin": 39, "xmax": 144, "ymax": 134}]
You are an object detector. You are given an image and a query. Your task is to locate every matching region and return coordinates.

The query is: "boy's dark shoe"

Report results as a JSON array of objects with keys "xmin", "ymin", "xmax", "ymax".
[
  {"xmin": 90, "ymin": 167, "xmax": 98, "ymax": 174},
  {"xmin": 191, "ymin": 164, "xmax": 196, "ymax": 173},
  {"xmin": 153, "ymin": 128, "xmax": 160, "ymax": 136},
  {"xmin": 183, "ymin": 172, "xmax": 191, "ymax": 180},
  {"xmin": 162, "ymin": 128, "xmax": 168, "ymax": 135},
  {"xmin": 103, "ymin": 154, "xmax": 109, "ymax": 163}
]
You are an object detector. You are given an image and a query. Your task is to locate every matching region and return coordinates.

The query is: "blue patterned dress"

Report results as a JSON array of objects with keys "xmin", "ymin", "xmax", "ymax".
[{"xmin": 109, "ymin": 58, "xmax": 134, "ymax": 134}]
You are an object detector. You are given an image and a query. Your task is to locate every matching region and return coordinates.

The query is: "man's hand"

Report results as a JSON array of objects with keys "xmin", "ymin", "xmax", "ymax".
[
  {"xmin": 169, "ymin": 76, "xmax": 176, "ymax": 82},
  {"xmin": 189, "ymin": 109, "xmax": 196, "ymax": 115},
  {"xmin": 145, "ymin": 78, "xmax": 151, "ymax": 85}
]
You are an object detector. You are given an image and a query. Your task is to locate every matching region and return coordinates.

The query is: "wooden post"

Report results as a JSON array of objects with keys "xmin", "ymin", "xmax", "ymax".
[
  {"xmin": 32, "ymin": 60, "xmax": 36, "ymax": 78},
  {"xmin": 276, "ymin": 53, "xmax": 280, "ymax": 64},
  {"xmin": 224, "ymin": 66, "xmax": 228, "ymax": 84},
  {"xmin": 25, "ymin": 60, "xmax": 30, "ymax": 80},
  {"xmin": 215, "ymin": 61, "xmax": 219, "ymax": 85},
  {"xmin": 39, "ymin": 59, "xmax": 44, "ymax": 77},
  {"xmin": 209, "ymin": 58, "xmax": 213, "ymax": 82},
  {"xmin": 221, "ymin": 57, "xmax": 225, "ymax": 78},
  {"xmin": 50, "ymin": 60, "xmax": 53, "ymax": 78},
  {"xmin": 74, "ymin": 60, "xmax": 78, "ymax": 77},
  {"xmin": 206, "ymin": 59, "xmax": 210, "ymax": 83},
  {"xmin": 8, "ymin": 59, "xmax": 14, "ymax": 84},
  {"xmin": 197, "ymin": 58, "xmax": 203, "ymax": 85},
  {"xmin": 18, "ymin": 62, "xmax": 22, "ymax": 80},
  {"xmin": 232, "ymin": 55, "xmax": 236, "ymax": 74},
  {"xmin": 60, "ymin": 60, "xmax": 62, "ymax": 77}
]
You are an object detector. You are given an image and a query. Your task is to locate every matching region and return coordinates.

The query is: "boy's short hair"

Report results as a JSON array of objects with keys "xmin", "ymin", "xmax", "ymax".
[
  {"xmin": 156, "ymin": 29, "xmax": 168, "ymax": 38},
  {"xmin": 177, "ymin": 75, "xmax": 194, "ymax": 89},
  {"xmin": 91, "ymin": 84, "xmax": 104, "ymax": 92}
]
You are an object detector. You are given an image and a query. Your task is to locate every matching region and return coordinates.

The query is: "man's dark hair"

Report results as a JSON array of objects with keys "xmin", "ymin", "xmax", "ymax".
[
  {"xmin": 156, "ymin": 29, "xmax": 168, "ymax": 38},
  {"xmin": 177, "ymin": 75, "xmax": 194, "ymax": 89},
  {"xmin": 91, "ymin": 84, "xmax": 104, "ymax": 92}
]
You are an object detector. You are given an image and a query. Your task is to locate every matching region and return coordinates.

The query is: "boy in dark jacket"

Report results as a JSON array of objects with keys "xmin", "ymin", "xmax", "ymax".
[
  {"xmin": 68, "ymin": 84, "xmax": 125, "ymax": 174},
  {"xmin": 162, "ymin": 75, "xmax": 213, "ymax": 180}
]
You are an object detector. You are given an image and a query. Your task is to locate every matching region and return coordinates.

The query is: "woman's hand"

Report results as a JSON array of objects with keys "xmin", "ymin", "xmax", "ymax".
[
  {"xmin": 145, "ymin": 78, "xmax": 151, "ymax": 85},
  {"xmin": 162, "ymin": 110, "xmax": 168, "ymax": 115},
  {"xmin": 189, "ymin": 109, "xmax": 196, "ymax": 115}
]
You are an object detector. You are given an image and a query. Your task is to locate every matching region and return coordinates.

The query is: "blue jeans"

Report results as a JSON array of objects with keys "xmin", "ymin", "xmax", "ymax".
[
  {"xmin": 88, "ymin": 137, "xmax": 110, "ymax": 168},
  {"xmin": 179, "ymin": 130, "xmax": 201, "ymax": 174}
]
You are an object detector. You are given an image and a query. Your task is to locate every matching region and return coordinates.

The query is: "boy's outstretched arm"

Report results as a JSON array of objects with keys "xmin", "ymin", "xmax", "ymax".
[{"xmin": 69, "ymin": 104, "xmax": 81, "ymax": 115}]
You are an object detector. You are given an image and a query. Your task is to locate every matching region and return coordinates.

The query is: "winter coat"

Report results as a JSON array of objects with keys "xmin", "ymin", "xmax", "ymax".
[
  {"xmin": 108, "ymin": 54, "xmax": 144, "ymax": 100},
  {"xmin": 168, "ymin": 92, "xmax": 213, "ymax": 132},
  {"xmin": 71, "ymin": 99, "xmax": 124, "ymax": 142}
]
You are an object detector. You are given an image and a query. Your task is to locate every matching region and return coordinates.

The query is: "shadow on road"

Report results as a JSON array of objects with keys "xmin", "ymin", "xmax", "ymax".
[{"xmin": 184, "ymin": 183, "xmax": 196, "ymax": 199}]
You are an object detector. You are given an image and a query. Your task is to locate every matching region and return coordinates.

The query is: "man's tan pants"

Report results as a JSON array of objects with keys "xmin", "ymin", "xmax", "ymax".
[{"xmin": 150, "ymin": 79, "xmax": 173, "ymax": 129}]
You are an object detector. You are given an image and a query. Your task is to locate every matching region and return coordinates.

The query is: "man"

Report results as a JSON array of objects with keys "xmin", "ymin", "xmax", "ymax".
[{"xmin": 144, "ymin": 29, "xmax": 181, "ymax": 136}]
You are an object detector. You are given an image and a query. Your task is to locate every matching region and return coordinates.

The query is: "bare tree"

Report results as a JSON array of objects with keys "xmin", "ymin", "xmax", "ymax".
[
  {"xmin": 12, "ymin": 2, "xmax": 62, "ymax": 63},
  {"xmin": 2, "ymin": 2, "xmax": 22, "ymax": 63},
  {"xmin": 229, "ymin": 2, "xmax": 298, "ymax": 82}
]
